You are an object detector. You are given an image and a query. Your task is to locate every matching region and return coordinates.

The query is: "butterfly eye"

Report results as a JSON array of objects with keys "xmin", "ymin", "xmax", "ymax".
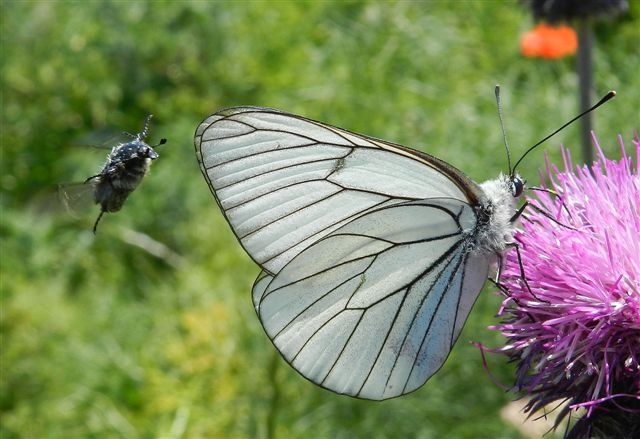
[{"xmin": 511, "ymin": 176, "xmax": 524, "ymax": 197}]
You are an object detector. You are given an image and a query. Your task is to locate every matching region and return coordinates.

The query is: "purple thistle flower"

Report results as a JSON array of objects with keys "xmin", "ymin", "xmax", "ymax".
[{"xmin": 492, "ymin": 133, "xmax": 640, "ymax": 438}]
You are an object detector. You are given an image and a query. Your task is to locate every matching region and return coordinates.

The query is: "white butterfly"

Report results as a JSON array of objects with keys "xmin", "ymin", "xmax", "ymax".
[{"xmin": 194, "ymin": 105, "xmax": 528, "ymax": 400}]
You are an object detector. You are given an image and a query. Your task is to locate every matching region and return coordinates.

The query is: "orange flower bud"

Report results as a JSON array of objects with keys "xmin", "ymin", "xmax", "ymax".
[{"xmin": 520, "ymin": 23, "xmax": 578, "ymax": 59}]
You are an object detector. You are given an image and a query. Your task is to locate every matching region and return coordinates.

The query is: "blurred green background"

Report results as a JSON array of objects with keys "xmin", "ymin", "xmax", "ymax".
[{"xmin": 1, "ymin": 2, "xmax": 638, "ymax": 438}]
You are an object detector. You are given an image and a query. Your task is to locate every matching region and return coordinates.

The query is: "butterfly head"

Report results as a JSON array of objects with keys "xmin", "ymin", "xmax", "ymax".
[{"xmin": 509, "ymin": 174, "xmax": 525, "ymax": 198}]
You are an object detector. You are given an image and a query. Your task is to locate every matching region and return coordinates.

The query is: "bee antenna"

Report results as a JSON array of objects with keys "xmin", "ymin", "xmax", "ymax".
[{"xmin": 138, "ymin": 114, "xmax": 154, "ymax": 140}]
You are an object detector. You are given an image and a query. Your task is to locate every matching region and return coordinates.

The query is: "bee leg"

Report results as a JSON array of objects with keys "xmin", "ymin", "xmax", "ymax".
[
  {"xmin": 93, "ymin": 210, "xmax": 106, "ymax": 234},
  {"xmin": 84, "ymin": 174, "xmax": 101, "ymax": 184}
]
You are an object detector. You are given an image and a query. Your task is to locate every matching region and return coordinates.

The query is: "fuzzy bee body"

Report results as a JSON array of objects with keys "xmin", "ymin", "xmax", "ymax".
[
  {"xmin": 90, "ymin": 139, "xmax": 159, "ymax": 213},
  {"xmin": 76, "ymin": 115, "xmax": 165, "ymax": 233}
]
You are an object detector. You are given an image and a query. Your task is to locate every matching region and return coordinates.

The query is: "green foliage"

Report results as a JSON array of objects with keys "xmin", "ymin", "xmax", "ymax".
[{"xmin": 1, "ymin": 1, "xmax": 637, "ymax": 438}]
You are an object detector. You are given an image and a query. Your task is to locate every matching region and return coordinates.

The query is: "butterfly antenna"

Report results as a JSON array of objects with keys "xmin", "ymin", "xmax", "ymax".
[
  {"xmin": 512, "ymin": 91, "xmax": 616, "ymax": 173},
  {"xmin": 495, "ymin": 85, "xmax": 513, "ymax": 175}
]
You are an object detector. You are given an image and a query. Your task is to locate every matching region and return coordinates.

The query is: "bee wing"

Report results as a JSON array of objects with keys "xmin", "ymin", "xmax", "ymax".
[{"xmin": 57, "ymin": 181, "xmax": 96, "ymax": 218}]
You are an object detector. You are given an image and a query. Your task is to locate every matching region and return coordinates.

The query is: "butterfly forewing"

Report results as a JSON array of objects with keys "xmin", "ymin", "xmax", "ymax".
[{"xmin": 195, "ymin": 107, "xmax": 481, "ymax": 274}]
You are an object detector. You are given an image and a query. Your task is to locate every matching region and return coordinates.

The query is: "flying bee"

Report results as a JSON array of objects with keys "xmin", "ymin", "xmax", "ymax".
[{"xmin": 60, "ymin": 114, "xmax": 166, "ymax": 233}]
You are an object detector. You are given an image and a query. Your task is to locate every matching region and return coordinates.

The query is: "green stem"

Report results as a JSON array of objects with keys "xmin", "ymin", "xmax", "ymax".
[
  {"xmin": 265, "ymin": 350, "xmax": 281, "ymax": 439},
  {"xmin": 576, "ymin": 19, "xmax": 594, "ymax": 165}
]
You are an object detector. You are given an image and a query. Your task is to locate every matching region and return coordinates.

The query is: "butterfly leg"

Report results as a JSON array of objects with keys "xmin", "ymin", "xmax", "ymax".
[
  {"xmin": 509, "ymin": 202, "xmax": 529, "ymax": 223},
  {"xmin": 507, "ymin": 241, "xmax": 550, "ymax": 304},
  {"xmin": 520, "ymin": 198, "xmax": 577, "ymax": 231}
]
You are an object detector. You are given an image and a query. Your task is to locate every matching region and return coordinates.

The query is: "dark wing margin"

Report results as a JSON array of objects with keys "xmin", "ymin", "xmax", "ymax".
[
  {"xmin": 194, "ymin": 107, "xmax": 484, "ymax": 275},
  {"xmin": 252, "ymin": 199, "xmax": 490, "ymax": 400}
]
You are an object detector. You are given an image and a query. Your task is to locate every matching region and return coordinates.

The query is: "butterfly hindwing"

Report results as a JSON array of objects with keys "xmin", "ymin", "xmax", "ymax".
[{"xmin": 252, "ymin": 199, "xmax": 490, "ymax": 400}]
